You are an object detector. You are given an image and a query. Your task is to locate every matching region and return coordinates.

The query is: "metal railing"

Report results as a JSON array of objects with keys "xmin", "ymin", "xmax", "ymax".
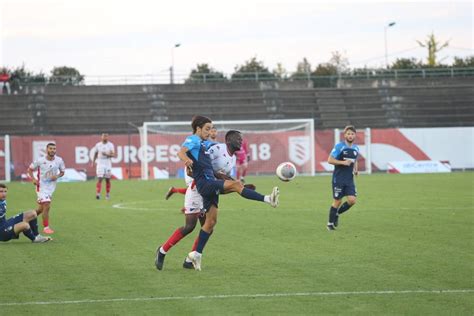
[{"xmin": 6, "ymin": 67, "xmax": 474, "ymax": 87}]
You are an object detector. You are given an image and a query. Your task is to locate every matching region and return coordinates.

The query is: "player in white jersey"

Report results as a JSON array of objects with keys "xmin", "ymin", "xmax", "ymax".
[
  {"xmin": 27, "ymin": 143, "xmax": 65, "ymax": 235},
  {"xmin": 92, "ymin": 133, "xmax": 116, "ymax": 200},
  {"xmin": 155, "ymin": 130, "xmax": 243, "ymax": 270}
]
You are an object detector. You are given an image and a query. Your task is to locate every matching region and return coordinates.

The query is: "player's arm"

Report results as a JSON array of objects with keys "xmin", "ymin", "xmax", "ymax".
[
  {"xmin": 353, "ymin": 160, "xmax": 359, "ymax": 176},
  {"xmin": 27, "ymin": 164, "xmax": 37, "ymax": 185},
  {"xmin": 177, "ymin": 146, "xmax": 193, "ymax": 168},
  {"xmin": 328, "ymin": 155, "xmax": 351, "ymax": 166},
  {"xmin": 92, "ymin": 150, "xmax": 98, "ymax": 166}
]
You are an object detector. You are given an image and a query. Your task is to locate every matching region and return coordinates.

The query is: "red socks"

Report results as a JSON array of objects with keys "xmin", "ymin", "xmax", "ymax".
[
  {"xmin": 172, "ymin": 187, "xmax": 187, "ymax": 194},
  {"xmin": 106, "ymin": 179, "xmax": 111, "ymax": 193},
  {"xmin": 96, "ymin": 181, "xmax": 102, "ymax": 194},
  {"xmin": 43, "ymin": 218, "xmax": 49, "ymax": 227},
  {"xmin": 162, "ymin": 229, "xmax": 185, "ymax": 252}
]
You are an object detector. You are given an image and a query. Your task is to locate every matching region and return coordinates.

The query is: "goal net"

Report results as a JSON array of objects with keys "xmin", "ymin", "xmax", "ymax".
[
  {"xmin": 140, "ymin": 119, "xmax": 315, "ymax": 180},
  {"xmin": 0, "ymin": 135, "xmax": 11, "ymax": 182}
]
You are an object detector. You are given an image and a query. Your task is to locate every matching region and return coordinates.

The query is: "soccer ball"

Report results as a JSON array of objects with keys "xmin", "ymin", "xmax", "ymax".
[{"xmin": 276, "ymin": 162, "xmax": 297, "ymax": 182}]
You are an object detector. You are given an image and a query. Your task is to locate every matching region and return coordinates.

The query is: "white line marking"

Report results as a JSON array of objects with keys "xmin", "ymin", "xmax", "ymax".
[
  {"xmin": 112, "ymin": 200, "xmax": 166, "ymax": 211},
  {"xmin": 1, "ymin": 289, "xmax": 472, "ymax": 307}
]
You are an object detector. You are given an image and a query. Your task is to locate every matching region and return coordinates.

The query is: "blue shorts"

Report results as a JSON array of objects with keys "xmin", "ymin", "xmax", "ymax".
[
  {"xmin": 332, "ymin": 182, "xmax": 357, "ymax": 200},
  {"xmin": 0, "ymin": 213, "xmax": 23, "ymax": 242},
  {"xmin": 195, "ymin": 178, "xmax": 225, "ymax": 212}
]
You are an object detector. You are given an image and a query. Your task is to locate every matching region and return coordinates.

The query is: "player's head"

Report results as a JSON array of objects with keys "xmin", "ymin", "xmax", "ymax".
[
  {"xmin": 209, "ymin": 126, "xmax": 217, "ymax": 141},
  {"xmin": 0, "ymin": 183, "xmax": 7, "ymax": 200},
  {"xmin": 46, "ymin": 143, "xmax": 56, "ymax": 158},
  {"xmin": 225, "ymin": 130, "xmax": 243, "ymax": 153},
  {"xmin": 101, "ymin": 133, "xmax": 109, "ymax": 143},
  {"xmin": 191, "ymin": 116, "xmax": 212, "ymax": 140},
  {"xmin": 343, "ymin": 125, "xmax": 356, "ymax": 144}
]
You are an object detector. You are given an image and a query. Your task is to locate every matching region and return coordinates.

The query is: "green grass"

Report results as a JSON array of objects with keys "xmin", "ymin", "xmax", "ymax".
[{"xmin": 1, "ymin": 173, "xmax": 473, "ymax": 315}]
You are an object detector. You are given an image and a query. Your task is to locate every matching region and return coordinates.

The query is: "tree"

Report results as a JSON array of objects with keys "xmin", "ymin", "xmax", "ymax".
[
  {"xmin": 185, "ymin": 63, "xmax": 226, "ymax": 83},
  {"xmin": 390, "ymin": 58, "xmax": 422, "ymax": 69},
  {"xmin": 290, "ymin": 58, "xmax": 312, "ymax": 80},
  {"xmin": 417, "ymin": 32, "xmax": 449, "ymax": 67},
  {"xmin": 328, "ymin": 51, "xmax": 349, "ymax": 74},
  {"xmin": 231, "ymin": 57, "xmax": 276, "ymax": 81},
  {"xmin": 273, "ymin": 63, "xmax": 288, "ymax": 80},
  {"xmin": 452, "ymin": 56, "xmax": 474, "ymax": 68},
  {"xmin": 50, "ymin": 66, "xmax": 84, "ymax": 85}
]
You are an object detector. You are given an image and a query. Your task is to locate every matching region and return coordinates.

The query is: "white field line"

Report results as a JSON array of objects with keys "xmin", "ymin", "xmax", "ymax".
[{"xmin": 1, "ymin": 289, "xmax": 473, "ymax": 307}]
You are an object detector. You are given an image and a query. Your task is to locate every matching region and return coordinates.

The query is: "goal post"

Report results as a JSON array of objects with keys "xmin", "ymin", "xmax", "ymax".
[
  {"xmin": 0, "ymin": 135, "xmax": 11, "ymax": 182},
  {"xmin": 141, "ymin": 119, "xmax": 315, "ymax": 180}
]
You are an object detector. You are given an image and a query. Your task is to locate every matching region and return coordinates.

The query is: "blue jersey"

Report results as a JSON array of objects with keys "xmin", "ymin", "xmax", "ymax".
[
  {"xmin": 0, "ymin": 200, "xmax": 6, "ymax": 225},
  {"xmin": 330, "ymin": 141, "xmax": 359, "ymax": 184},
  {"xmin": 182, "ymin": 135, "xmax": 216, "ymax": 181}
]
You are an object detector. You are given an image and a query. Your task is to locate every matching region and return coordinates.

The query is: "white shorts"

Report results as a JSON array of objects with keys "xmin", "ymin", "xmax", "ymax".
[
  {"xmin": 184, "ymin": 182, "xmax": 203, "ymax": 215},
  {"xmin": 36, "ymin": 182, "xmax": 56, "ymax": 204},
  {"xmin": 96, "ymin": 163, "xmax": 112, "ymax": 178}
]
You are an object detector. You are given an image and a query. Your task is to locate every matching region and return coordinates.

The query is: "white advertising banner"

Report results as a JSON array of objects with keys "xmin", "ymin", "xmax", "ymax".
[{"xmin": 387, "ymin": 161, "xmax": 452, "ymax": 174}]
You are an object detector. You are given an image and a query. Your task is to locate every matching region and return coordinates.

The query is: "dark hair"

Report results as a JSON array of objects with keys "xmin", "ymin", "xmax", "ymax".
[
  {"xmin": 191, "ymin": 116, "xmax": 212, "ymax": 133},
  {"xmin": 343, "ymin": 125, "xmax": 356, "ymax": 133},
  {"xmin": 225, "ymin": 130, "xmax": 241, "ymax": 142},
  {"xmin": 0, "ymin": 183, "xmax": 7, "ymax": 189},
  {"xmin": 46, "ymin": 143, "xmax": 56, "ymax": 148}
]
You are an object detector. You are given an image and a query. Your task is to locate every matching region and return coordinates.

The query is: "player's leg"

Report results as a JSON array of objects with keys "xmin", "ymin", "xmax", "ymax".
[
  {"xmin": 222, "ymin": 179, "xmax": 279, "ymax": 207},
  {"xmin": 165, "ymin": 187, "xmax": 187, "ymax": 200},
  {"xmin": 334, "ymin": 184, "xmax": 357, "ymax": 227},
  {"xmin": 96, "ymin": 177, "xmax": 103, "ymax": 199},
  {"xmin": 41, "ymin": 202, "xmax": 54, "ymax": 234},
  {"xmin": 328, "ymin": 184, "xmax": 343, "ymax": 230},
  {"xmin": 188, "ymin": 204, "xmax": 217, "ymax": 271},
  {"xmin": 105, "ymin": 178, "xmax": 111, "ymax": 200},
  {"xmin": 156, "ymin": 187, "xmax": 202, "ymax": 270}
]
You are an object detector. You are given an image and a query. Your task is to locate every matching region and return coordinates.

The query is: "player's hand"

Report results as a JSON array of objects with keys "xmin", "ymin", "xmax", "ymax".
[
  {"xmin": 50, "ymin": 175, "xmax": 58, "ymax": 181},
  {"xmin": 184, "ymin": 159, "xmax": 193, "ymax": 168},
  {"xmin": 341, "ymin": 160, "xmax": 352, "ymax": 166},
  {"xmin": 186, "ymin": 165, "xmax": 193, "ymax": 177},
  {"xmin": 32, "ymin": 179, "xmax": 37, "ymax": 186},
  {"xmin": 354, "ymin": 170, "xmax": 359, "ymax": 176}
]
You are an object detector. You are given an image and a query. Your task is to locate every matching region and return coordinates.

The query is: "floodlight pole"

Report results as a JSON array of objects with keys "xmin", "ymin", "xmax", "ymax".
[
  {"xmin": 384, "ymin": 22, "xmax": 396, "ymax": 68},
  {"xmin": 170, "ymin": 43, "xmax": 181, "ymax": 84}
]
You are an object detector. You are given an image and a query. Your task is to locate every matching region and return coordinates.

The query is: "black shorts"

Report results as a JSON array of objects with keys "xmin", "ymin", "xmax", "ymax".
[
  {"xmin": 196, "ymin": 178, "xmax": 225, "ymax": 212},
  {"xmin": 332, "ymin": 182, "xmax": 357, "ymax": 200},
  {"xmin": 0, "ymin": 213, "xmax": 23, "ymax": 242}
]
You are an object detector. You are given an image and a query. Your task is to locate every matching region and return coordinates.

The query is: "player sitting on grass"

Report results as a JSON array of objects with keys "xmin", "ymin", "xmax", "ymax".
[{"xmin": 0, "ymin": 183, "xmax": 52, "ymax": 243}]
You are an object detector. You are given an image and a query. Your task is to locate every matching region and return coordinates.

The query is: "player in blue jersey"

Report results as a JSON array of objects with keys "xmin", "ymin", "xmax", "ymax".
[
  {"xmin": 173, "ymin": 116, "xmax": 279, "ymax": 271},
  {"xmin": 326, "ymin": 125, "xmax": 359, "ymax": 231},
  {"xmin": 0, "ymin": 183, "xmax": 52, "ymax": 243}
]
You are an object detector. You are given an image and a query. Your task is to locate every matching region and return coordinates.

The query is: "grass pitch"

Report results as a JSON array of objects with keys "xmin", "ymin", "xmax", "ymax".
[{"xmin": 1, "ymin": 172, "xmax": 473, "ymax": 315}]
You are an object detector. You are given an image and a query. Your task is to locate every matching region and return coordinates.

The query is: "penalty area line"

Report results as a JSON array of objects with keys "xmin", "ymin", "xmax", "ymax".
[{"xmin": 1, "ymin": 289, "xmax": 473, "ymax": 307}]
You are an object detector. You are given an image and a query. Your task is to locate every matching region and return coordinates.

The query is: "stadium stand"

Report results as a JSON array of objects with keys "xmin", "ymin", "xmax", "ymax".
[{"xmin": 0, "ymin": 77, "xmax": 472, "ymax": 135}]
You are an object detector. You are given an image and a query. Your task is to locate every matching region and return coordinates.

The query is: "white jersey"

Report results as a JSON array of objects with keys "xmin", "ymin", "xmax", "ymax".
[
  {"xmin": 93, "ymin": 141, "xmax": 115, "ymax": 167},
  {"xmin": 208, "ymin": 143, "xmax": 236, "ymax": 176},
  {"xmin": 29, "ymin": 156, "xmax": 65, "ymax": 203}
]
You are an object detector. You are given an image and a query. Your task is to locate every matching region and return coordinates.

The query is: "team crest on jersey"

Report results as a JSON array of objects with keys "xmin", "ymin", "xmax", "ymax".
[{"xmin": 289, "ymin": 136, "xmax": 310, "ymax": 166}]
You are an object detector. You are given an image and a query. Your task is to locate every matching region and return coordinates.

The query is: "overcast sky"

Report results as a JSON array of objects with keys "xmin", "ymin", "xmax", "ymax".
[{"xmin": 0, "ymin": 0, "xmax": 472, "ymax": 81}]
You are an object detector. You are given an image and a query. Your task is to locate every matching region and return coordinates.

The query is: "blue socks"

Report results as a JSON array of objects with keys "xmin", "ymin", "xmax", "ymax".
[
  {"xmin": 241, "ymin": 188, "xmax": 264, "ymax": 202},
  {"xmin": 338, "ymin": 202, "xmax": 353, "ymax": 214},
  {"xmin": 196, "ymin": 229, "xmax": 211, "ymax": 254},
  {"xmin": 29, "ymin": 218, "xmax": 39, "ymax": 236}
]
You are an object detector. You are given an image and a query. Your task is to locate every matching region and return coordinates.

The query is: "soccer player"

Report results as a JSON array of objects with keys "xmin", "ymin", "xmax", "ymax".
[
  {"xmin": 326, "ymin": 125, "xmax": 359, "ymax": 231},
  {"xmin": 0, "ymin": 184, "xmax": 51, "ymax": 243},
  {"xmin": 165, "ymin": 125, "xmax": 218, "ymax": 200},
  {"xmin": 26, "ymin": 143, "xmax": 65, "ymax": 235},
  {"xmin": 155, "ymin": 129, "xmax": 242, "ymax": 270},
  {"xmin": 175, "ymin": 116, "xmax": 279, "ymax": 271},
  {"xmin": 92, "ymin": 133, "xmax": 116, "ymax": 200},
  {"xmin": 235, "ymin": 137, "xmax": 250, "ymax": 183}
]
